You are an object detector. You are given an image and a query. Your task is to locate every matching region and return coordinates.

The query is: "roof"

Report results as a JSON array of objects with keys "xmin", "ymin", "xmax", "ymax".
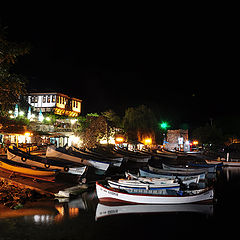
[{"xmin": 28, "ymin": 92, "xmax": 82, "ymax": 101}]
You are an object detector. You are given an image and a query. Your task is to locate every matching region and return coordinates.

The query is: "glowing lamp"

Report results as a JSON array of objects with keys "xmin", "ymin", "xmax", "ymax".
[
  {"xmin": 24, "ymin": 132, "xmax": 31, "ymax": 137},
  {"xmin": 115, "ymin": 137, "xmax": 124, "ymax": 143},
  {"xmin": 160, "ymin": 121, "xmax": 170, "ymax": 130},
  {"xmin": 193, "ymin": 141, "xmax": 199, "ymax": 145},
  {"xmin": 144, "ymin": 138, "xmax": 152, "ymax": 145}
]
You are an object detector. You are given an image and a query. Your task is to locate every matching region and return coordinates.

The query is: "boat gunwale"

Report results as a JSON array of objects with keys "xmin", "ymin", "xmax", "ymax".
[{"xmin": 96, "ymin": 181, "xmax": 213, "ymax": 198}]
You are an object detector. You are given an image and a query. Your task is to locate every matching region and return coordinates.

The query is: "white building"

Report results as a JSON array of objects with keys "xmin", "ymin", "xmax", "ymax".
[{"xmin": 27, "ymin": 92, "xmax": 82, "ymax": 117}]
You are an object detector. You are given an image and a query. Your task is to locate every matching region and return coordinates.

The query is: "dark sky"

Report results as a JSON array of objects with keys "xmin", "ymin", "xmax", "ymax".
[{"xmin": 1, "ymin": 7, "xmax": 239, "ymax": 132}]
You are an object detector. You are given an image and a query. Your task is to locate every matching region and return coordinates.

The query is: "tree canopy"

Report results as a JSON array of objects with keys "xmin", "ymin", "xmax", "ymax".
[
  {"xmin": 123, "ymin": 105, "xmax": 158, "ymax": 142},
  {"xmin": 0, "ymin": 25, "xmax": 30, "ymax": 113}
]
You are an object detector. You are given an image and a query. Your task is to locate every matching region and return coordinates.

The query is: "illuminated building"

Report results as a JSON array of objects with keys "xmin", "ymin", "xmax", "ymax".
[
  {"xmin": 165, "ymin": 129, "xmax": 189, "ymax": 152},
  {"xmin": 27, "ymin": 92, "xmax": 82, "ymax": 117}
]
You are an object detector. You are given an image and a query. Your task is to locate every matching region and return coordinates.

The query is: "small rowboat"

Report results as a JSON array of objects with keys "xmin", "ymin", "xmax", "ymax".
[
  {"xmin": 139, "ymin": 168, "xmax": 200, "ymax": 184},
  {"xmin": 108, "ymin": 179, "xmax": 180, "ymax": 195},
  {"xmin": 113, "ymin": 148, "xmax": 150, "ymax": 163},
  {"xmin": 7, "ymin": 147, "xmax": 87, "ymax": 176},
  {"xmin": 46, "ymin": 146, "xmax": 110, "ymax": 172},
  {"xmin": 79, "ymin": 148, "xmax": 124, "ymax": 167},
  {"xmin": 0, "ymin": 157, "xmax": 59, "ymax": 180},
  {"xmin": 96, "ymin": 182, "xmax": 214, "ymax": 204},
  {"xmin": 148, "ymin": 165, "xmax": 207, "ymax": 180},
  {"xmin": 162, "ymin": 163, "xmax": 216, "ymax": 173}
]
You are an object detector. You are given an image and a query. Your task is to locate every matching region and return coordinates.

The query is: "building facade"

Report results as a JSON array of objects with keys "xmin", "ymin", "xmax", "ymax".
[
  {"xmin": 165, "ymin": 129, "xmax": 190, "ymax": 152},
  {"xmin": 27, "ymin": 92, "xmax": 82, "ymax": 117}
]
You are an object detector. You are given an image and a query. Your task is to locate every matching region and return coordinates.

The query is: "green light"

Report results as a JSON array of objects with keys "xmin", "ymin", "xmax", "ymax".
[{"xmin": 160, "ymin": 122, "xmax": 169, "ymax": 129}]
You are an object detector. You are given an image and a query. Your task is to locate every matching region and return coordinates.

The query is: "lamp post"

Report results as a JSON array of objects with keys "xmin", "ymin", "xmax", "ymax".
[{"xmin": 159, "ymin": 121, "xmax": 170, "ymax": 148}]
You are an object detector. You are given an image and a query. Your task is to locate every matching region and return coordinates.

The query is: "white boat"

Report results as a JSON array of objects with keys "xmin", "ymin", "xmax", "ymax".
[
  {"xmin": 84, "ymin": 148, "xmax": 124, "ymax": 167},
  {"xmin": 96, "ymin": 182, "xmax": 214, "ymax": 204},
  {"xmin": 95, "ymin": 203, "xmax": 214, "ymax": 220},
  {"xmin": 222, "ymin": 161, "xmax": 240, "ymax": 167},
  {"xmin": 114, "ymin": 148, "xmax": 150, "ymax": 163},
  {"xmin": 7, "ymin": 148, "xmax": 87, "ymax": 176},
  {"xmin": 162, "ymin": 163, "xmax": 213, "ymax": 173},
  {"xmin": 46, "ymin": 146, "xmax": 110, "ymax": 172},
  {"xmin": 148, "ymin": 165, "xmax": 206, "ymax": 180},
  {"xmin": 137, "ymin": 169, "xmax": 200, "ymax": 185},
  {"xmin": 108, "ymin": 179, "xmax": 180, "ymax": 195},
  {"xmin": 72, "ymin": 147, "xmax": 122, "ymax": 168}
]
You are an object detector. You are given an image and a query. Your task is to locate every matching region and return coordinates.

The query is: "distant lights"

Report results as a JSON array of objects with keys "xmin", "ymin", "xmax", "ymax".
[
  {"xmin": 115, "ymin": 137, "xmax": 124, "ymax": 143},
  {"xmin": 144, "ymin": 138, "xmax": 152, "ymax": 145},
  {"xmin": 160, "ymin": 121, "xmax": 170, "ymax": 130}
]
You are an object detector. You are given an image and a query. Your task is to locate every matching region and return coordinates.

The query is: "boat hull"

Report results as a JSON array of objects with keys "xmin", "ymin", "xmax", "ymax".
[
  {"xmin": 108, "ymin": 180, "xmax": 180, "ymax": 194},
  {"xmin": 0, "ymin": 158, "xmax": 57, "ymax": 177},
  {"xmin": 139, "ymin": 169, "xmax": 200, "ymax": 184},
  {"xmin": 148, "ymin": 165, "xmax": 206, "ymax": 180},
  {"xmin": 96, "ymin": 182, "xmax": 214, "ymax": 204},
  {"xmin": 46, "ymin": 146, "xmax": 110, "ymax": 171},
  {"xmin": 7, "ymin": 148, "xmax": 87, "ymax": 176}
]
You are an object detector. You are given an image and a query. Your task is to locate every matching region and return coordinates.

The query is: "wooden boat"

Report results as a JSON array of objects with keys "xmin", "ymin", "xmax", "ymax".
[
  {"xmin": 72, "ymin": 147, "xmax": 122, "ymax": 167},
  {"xmin": 138, "ymin": 168, "xmax": 200, "ymax": 184},
  {"xmin": 108, "ymin": 178, "xmax": 180, "ymax": 195},
  {"xmin": 148, "ymin": 165, "xmax": 207, "ymax": 180},
  {"xmin": 187, "ymin": 163, "xmax": 218, "ymax": 172},
  {"xmin": 114, "ymin": 148, "xmax": 150, "ymax": 163},
  {"xmin": 7, "ymin": 147, "xmax": 87, "ymax": 176},
  {"xmin": 222, "ymin": 161, "xmax": 240, "ymax": 167},
  {"xmin": 162, "ymin": 163, "xmax": 215, "ymax": 173},
  {"xmin": 46, "ymin": 146, "xmax": 110, "ymax": 172},
  {"xmin": 0, "ymin": 157, "xmax": 59, "ymax": 180},
  {"xmin": 95, "ymin": 203, "xmax": 214, "ymax": 220},
  {"xmin": 96, "ymin": 182, "xmax": 214, "ymax": 204},
  {"xmin": 85, "ymin": 148, "xmax": 124, "ymax": 167}
]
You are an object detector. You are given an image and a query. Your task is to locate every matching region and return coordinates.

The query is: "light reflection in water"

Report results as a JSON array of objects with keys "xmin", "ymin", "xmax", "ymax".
[
  {"xmin": 21, "ymin": 196, "xmax": 89, "ymax": 224},
  {"xmin": 223, "ymin": 167, "xmax": 240, "ymax": 182}
]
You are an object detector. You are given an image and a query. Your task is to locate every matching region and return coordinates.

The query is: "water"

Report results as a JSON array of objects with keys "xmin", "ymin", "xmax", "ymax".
[{"xmin": 0, "ymin": 167, "xmax": 240, "ymax": 240}]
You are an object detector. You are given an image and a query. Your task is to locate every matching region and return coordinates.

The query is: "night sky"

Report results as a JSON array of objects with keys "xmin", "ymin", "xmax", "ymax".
[{"xmin": 1, "ymin": 7, "xmax": 238, "ymax": 133}]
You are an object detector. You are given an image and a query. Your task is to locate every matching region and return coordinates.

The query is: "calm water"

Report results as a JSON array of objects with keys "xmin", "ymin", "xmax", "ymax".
[{"xmin": 0, "ymin": 167, "xmax": 240, "ymax": 240}]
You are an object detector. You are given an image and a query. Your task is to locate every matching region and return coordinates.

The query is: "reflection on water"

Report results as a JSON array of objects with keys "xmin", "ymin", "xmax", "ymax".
[
  {"xmin": 20, "ymin": 191, "xmax": 96, "ymax": 224},
  {"xmin": 223, "ymin": 167, "xmax": 240, "ymax": 181},
  {"xmin": 1, "ymin": 167, "xmax": 240, "ymax": 239},
  {"xmin": 95, "ymin": 203, "xmax": 214, "ymax": 220}
]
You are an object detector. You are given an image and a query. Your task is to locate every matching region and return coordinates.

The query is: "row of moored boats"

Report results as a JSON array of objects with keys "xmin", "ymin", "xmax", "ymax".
[{"xmin": 0, "ymin": 146, "xmax": 220, "ymax": 204}]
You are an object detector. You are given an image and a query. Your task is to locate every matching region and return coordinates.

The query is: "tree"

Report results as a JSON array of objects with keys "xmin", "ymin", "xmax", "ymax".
[
  {"xmin": 123, "ymin": 105, "xmax": 158, "ymax": 143},
  {"xmin": 192, "ymin": 123, "xmax": 225, "ymax": 145},
  {"xmin": 0, "ymin": 25, "xmax": 30, "ymax": 114},
  {"xmin": 101, "ymin": 109, "xmax": 122, "ymax": 128}
]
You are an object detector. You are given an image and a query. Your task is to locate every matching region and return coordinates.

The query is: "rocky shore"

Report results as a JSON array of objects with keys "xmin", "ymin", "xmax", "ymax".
[{"xmin": 0, "ymin": 179, "xmax": 48, "ymax": 209}]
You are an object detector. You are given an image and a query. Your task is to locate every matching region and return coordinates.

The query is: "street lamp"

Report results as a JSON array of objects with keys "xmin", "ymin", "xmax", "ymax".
[{"xmin": 160, "ymin": 121, "xmax": 170, "ymax": 130}]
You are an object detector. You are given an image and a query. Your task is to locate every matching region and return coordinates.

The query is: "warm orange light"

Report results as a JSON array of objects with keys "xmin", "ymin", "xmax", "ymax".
[
  {"xmin": 144, "ymin": 138, "xmax": 152, "ymax": 145},
  {"xmin": 24, "ymin": 132, "xmax": 31, "ymax": 137},
  {"xmin": 115, "ymin": 137, "xmax": 124, "ymax": 143},
  {"xmin": 193, "ymin": 141, "xmax": 199, "ymax": 145}
]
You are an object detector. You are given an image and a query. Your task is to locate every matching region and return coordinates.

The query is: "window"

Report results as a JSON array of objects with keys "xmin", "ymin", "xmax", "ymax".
[
  {"xmin": 43, "ymin": 96, "xmax": 46, "ymax": 103},
  {"xmin": 47, "ymin": 95, "xmax": 51, "ymax": 103},
  {"xmin": 52, "ymin": 95, "xmax": 56, "ymax": 102},
  {"xmin": 31, "ymin": 96, "xmax": 38, "ymax": 103}
]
